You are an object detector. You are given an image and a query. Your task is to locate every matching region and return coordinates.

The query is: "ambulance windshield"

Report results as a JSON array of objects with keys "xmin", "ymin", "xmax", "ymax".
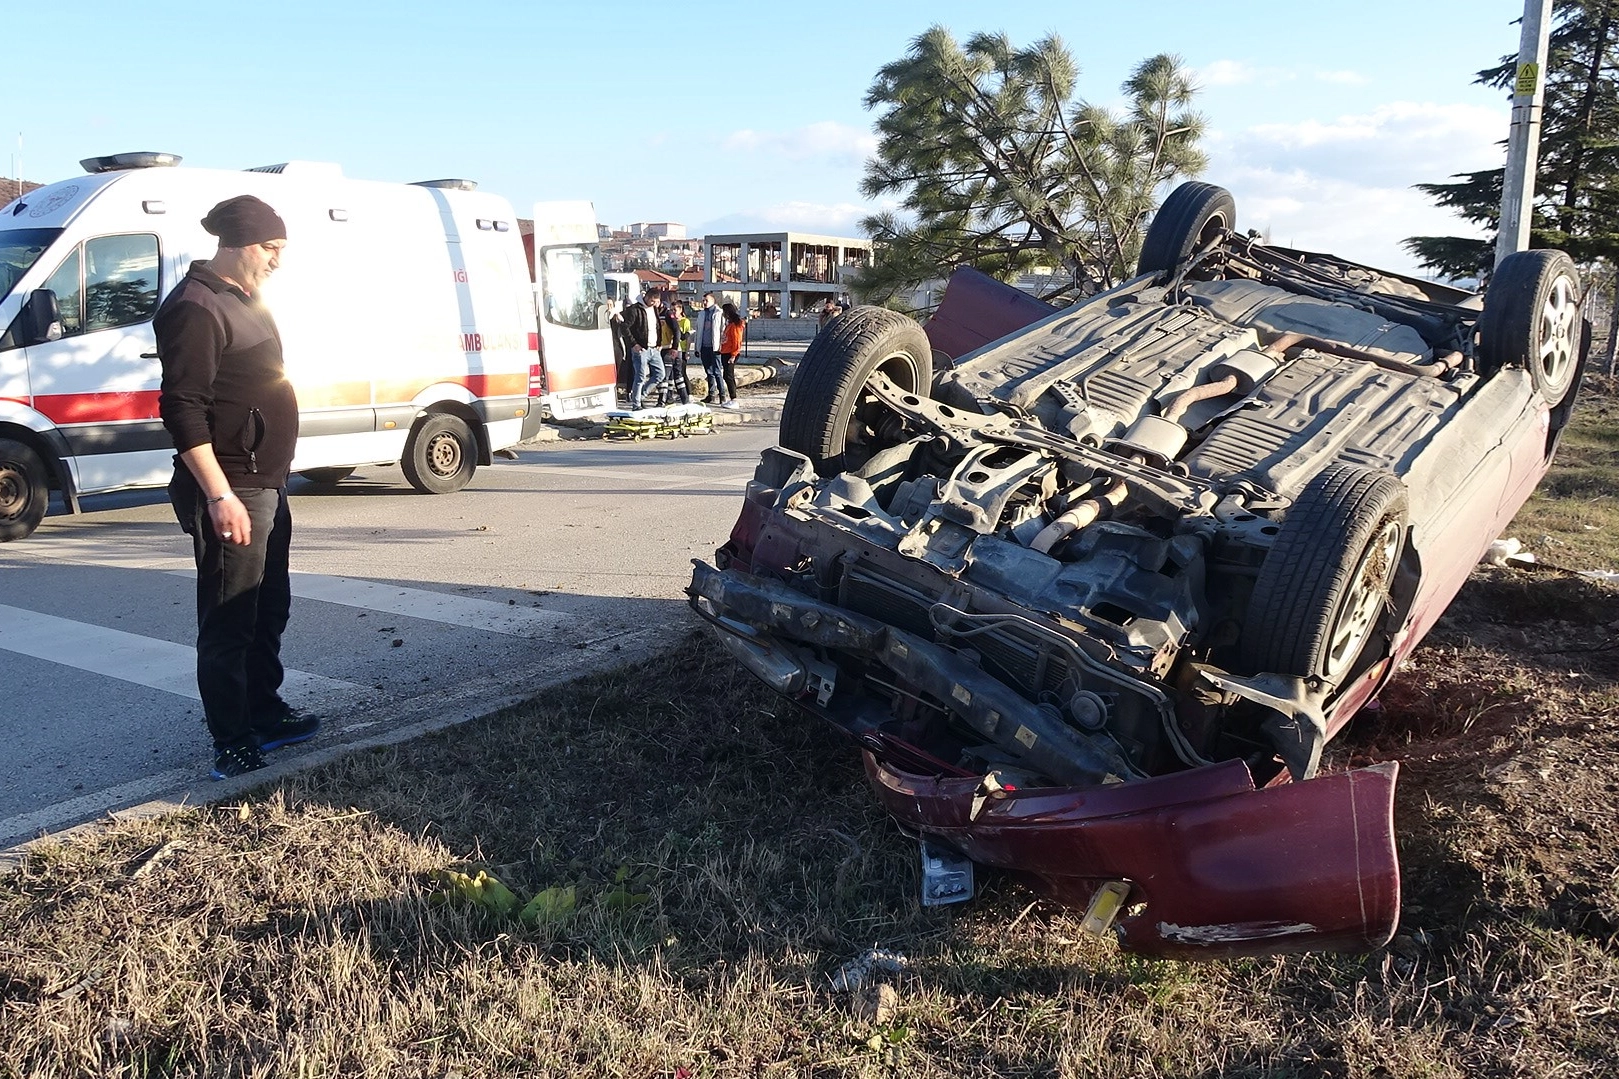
[{"xmin": 0, "ymin": 229, "xmax": 63, "ymax": 304}]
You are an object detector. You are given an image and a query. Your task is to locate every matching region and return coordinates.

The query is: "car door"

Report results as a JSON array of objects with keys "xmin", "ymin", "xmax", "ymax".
[{"xmin": 23, "ymin": 232, "xmax": 168, "ymax": 493}]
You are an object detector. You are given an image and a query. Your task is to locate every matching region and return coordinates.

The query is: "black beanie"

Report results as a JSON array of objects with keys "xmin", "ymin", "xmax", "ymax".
[{"xmin": 201, "ymin": 195, "xmax": 287, "ymax": 247}]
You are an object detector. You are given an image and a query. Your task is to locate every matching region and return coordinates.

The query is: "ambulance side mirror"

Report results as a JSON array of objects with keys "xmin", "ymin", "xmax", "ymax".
[
  {"xmin": 598, "ymin": 301, "xmax": 611, "ymax": 330},
  {"xmin": 18, "ymin": 289, "xmax": 64, "ymax": 346}
]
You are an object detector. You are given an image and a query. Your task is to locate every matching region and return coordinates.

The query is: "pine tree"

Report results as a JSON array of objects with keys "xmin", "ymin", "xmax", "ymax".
[
  {"xmin": 1404, "ymin": 0, "xmax": 1619, "ymax": 280},
  {"xmin": 852, "ymin": 28, "xmax": 1205, "ymax": 308}
]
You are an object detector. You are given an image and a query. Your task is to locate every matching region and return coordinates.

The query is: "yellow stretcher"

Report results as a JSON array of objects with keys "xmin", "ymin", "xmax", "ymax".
[{"xmin": 603, "ymin": 403, "xmax": 714, "ymax": 440}]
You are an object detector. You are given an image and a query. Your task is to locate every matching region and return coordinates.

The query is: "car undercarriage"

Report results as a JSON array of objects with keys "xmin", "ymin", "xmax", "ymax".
[{"xmin": 690, "ymin": 182, "xmax": 1588, "ymax": 956}]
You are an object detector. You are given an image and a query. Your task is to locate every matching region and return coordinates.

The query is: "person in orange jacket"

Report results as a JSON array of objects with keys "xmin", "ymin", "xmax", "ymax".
[{"xmin": 719, "ymin": 301, "xmax": 746, "ymax": 409}]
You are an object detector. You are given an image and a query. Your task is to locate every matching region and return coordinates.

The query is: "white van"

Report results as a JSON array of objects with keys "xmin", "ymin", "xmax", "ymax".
[
  {"xmin": 602, "ymin": 271, "xmax": 642, "ymax": 306},
  {"xmin": 0, "ymin": 153, "xmax": 615, "ymax": 541}
]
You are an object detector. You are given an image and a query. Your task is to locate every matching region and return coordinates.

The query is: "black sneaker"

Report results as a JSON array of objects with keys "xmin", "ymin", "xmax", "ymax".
[
  {"xmin": 253, "ymin": 708, "xmax": 322, "ymax": 752},
  {"xmin": 211, "ymin": 742, "xmax": 268, "ymax": 780}
]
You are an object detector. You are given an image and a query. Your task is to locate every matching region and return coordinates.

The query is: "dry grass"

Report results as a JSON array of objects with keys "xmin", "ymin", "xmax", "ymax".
[{"xmin": 3, "ymin": 387, "xmax": 1618, "ymax": 1078}]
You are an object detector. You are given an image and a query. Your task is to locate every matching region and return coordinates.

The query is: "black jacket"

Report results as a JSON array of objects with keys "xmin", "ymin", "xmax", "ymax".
[
  {"xmin": 622, "ymin": 300, "xmax": 658, "ymax": 349},
  {"xmin": 156, "ymin": 262, "xmax": 299, "ymax": 488}
]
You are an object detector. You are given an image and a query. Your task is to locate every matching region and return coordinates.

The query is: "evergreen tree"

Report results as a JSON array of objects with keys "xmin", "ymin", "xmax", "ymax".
[
  {"xmin": 1404, "ymin": 0, "xmax": 1619, "ymax": 280},
  {"xmin": 852, "ymin": 28, "xmax": 1205, "ymax": 308}
]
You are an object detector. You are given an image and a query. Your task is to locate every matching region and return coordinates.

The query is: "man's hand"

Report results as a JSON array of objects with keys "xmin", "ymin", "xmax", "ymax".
[
  {"xmin": 208, "ymin": 493, "xmax": 252, "ymax": 546},
  {"xmin": 178, "ymin": 444, "xmax": 251, "ymax": 546}
]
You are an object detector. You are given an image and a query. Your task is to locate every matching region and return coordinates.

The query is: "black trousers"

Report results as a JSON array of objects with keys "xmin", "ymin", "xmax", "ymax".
[
  {"xmin": 170, "ymin": 471, "xmax": 293, "ymax": 749},
  {"xmin": 720, "ymin": 352, "xmax": 739, "ymax": 399}
]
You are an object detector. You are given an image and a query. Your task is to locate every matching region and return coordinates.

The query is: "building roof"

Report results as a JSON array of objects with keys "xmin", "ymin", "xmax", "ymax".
[
  {"xmin": 0, "ymin": 177, "xmax": 45, "ymax": 204},
  {"xmin": 704, "ymin": 230, "xmax": 871, "ymax": 247}
]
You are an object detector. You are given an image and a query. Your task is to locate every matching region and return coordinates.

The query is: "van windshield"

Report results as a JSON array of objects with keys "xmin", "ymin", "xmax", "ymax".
[{"xmin": 0, "ymin": 228, "xmax": 63, "ymax": 304}]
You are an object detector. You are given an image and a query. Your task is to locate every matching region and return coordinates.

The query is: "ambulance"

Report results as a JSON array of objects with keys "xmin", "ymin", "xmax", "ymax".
[{"xmin": 0, "ymin": 153, "xmax": 618, "ymax": 541}]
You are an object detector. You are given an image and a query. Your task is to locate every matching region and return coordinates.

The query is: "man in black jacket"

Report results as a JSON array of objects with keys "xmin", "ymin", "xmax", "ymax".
[
  {"xmin": 157, "ymin": 194, "xmax": 318, "ymax": 779},
  {"xmin": 622, "ymin": 292, "xmax": 665, "ymax": 409}
]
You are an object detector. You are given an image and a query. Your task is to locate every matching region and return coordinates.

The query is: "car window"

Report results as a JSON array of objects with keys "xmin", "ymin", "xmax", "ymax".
[
  {"xmin": 540, "ymin": 245, "xmax": 602, "ymax": 330},
  {"xmin": 40, "ymin": 246, "xmax": 83, "ymax": 336},
  {"xmin": 83, "ymin": 234, "xmax": 160, "ymax": 332}
]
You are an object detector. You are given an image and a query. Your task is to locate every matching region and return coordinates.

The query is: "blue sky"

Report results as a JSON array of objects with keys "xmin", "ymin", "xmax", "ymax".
[{"xmin": 8, "ymin": 0, "xmax": 1528, "ymax": 273}]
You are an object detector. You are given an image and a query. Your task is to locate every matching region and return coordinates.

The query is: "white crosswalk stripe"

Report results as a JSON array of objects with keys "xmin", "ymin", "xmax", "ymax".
[
  {"xmin": 155, "ymin": 571, "xmax": 572, "ymax": 636},
  {"xmin": 286, "ymin": 573, "xmax": 571, "ymax": 635},
  {"xmin": 0, "ymin": 604, "xmax": 365, "ymax": 701}
]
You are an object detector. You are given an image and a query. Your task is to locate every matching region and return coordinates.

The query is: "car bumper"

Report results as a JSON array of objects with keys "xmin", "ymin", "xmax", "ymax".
[
  {"xmin": 691, "ymin": 559, "xmax": 1401, "ymax": 958},
  {"xmin": 865, "ymin": 753, "xmax": 1399, "ymax": 958}
]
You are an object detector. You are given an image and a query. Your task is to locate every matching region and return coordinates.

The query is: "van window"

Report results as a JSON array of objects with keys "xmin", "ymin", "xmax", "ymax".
[
  {"xmin": 41, "ymin": 247, "xmax": 84, "ymax": 336},
  {"xmin": 0, "ymin": 228, "xmax": 63, "ymax": 303},
  {"xmin": 36, "ymin": 234, "xmax": 161, "ymax": 339},
  {"xmin": 84, "ymin": 234, "xmax": 160, "ymax": 332},
  {"xmin": 540, "ymin": 245, "xmax": 602, "ymax": 331}
]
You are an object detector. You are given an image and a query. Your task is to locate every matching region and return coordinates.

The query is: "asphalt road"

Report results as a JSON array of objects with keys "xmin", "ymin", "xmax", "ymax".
[{"xmin": 0, "ymin": 421, "xmax": 778, "ymax": 850}]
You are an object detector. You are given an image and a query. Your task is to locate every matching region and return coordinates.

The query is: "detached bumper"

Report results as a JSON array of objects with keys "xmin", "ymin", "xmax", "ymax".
[
  {"xmin": 865, "ymin": 755, "xmax": 1400, "ymax": 958},
  {"xmin": 691, "ymin": 560, "xmax": 1401, "ymax": 959}
]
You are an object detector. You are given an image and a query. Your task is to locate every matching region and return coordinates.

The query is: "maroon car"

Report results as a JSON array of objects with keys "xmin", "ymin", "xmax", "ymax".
[{"xmin": 688, "ymin": 182, "xmax": 1589, "ymax": 958}]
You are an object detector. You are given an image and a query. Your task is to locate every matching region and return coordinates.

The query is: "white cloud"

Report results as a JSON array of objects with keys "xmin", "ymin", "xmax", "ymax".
[
  {"xmin": 1210, "ymin": 167, "xmax": 1492, "ymax": 275},
  {"xmin": 1202, "ymin": 100, "xmax": 1507, "ymax": 274},
  {"xmin": 699, "ymin": 200, "xmax": 873, "ymax": 237},
  {"xmin": 1215, "ymin": 101, "xmax": 1505, "ymax": 191},
  {"xmin": 719, "ymin": 121, "xmax": 877, "ymax": 167},
  {"xmin": 1192, "ymin": 59, "xmax": 1296, "ymax": 88}
]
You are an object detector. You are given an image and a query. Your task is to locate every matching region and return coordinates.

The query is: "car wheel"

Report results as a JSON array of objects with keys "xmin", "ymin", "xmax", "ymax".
[
  {"xmin": 402, "ymin": 414, "xmax": 477, "ymax": 494},
  {"xmin": 1241, "ymin": 465, "xmax": 1407, "ymax": 683},
  {"xmin": 298, "ymin": 467, "xmax": 356, "ymax": 486},
  {"xmin": 0, "ymin": 438, "xmax": 49, "ymax": 542},
  {"xmin": 780, "ymin": 305, "xmax": 933, "ymax": 473},
  {"xmin": 1137, "ymin": 182, "xmax": 1237, "ymax": 275},
  {"xmin": 1477, "ymin": 249, "xmax": 1582, "ymax": 404}
]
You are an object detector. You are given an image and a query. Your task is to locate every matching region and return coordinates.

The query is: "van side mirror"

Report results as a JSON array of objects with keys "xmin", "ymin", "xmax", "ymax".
[
  {"xmin": 598, "ymin": 301, "xmax": 611, "ymax": 330},
  {"xmin": 18, "ymin": 289, "xmax": 64, "ymax": 346}
]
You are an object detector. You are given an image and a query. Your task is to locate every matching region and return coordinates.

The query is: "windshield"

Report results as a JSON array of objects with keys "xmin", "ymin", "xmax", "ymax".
[{"xmin": 0, "ymin": 228, "xmax": 63, "ymax": 303}]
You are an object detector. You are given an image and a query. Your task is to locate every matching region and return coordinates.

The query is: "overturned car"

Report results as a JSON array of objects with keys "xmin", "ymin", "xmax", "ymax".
[{"xmin": 688, "ymin": 182, "xmax": 1589, "ymax": 958}]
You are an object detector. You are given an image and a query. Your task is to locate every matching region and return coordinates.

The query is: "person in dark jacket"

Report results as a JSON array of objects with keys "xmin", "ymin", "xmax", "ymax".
[
  {"xmin": 156, "ymin": 194, "xmax": 318, "ymax": 780},
  {"xmin": 622, "ymin": 292, "xmax": 665, "ymax": 409},
  {"xmin": 607, "ymin": 297, "xmax": 632, "ymax": 397}
]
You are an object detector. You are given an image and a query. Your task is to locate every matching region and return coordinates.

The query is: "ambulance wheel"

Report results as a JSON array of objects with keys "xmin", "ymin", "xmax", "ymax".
[
  {"xmin": 298, "ymin": 467, "xmax": 355, "ymax": 486},
  {"xmin": 0, "ymin": 438, "xmax": 49, "ymax": 542},
  {"xmin": 403, "ymin": 414, "xmax": 477, "ymax": 494}
]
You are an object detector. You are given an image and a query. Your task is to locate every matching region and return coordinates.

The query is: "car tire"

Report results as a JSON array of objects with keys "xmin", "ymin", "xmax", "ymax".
[
  {"xmin": 402, "ymin": 414, "xmax": 477, "ymax": 494},
  {"xmin": 1137, "ymin": 182, "xmax": 1237, "ymax": 275},
  {"xmin": 298, "ymin": 467, "xmax": 356, "ymax": 486},
  {"xmin": 1477, "ymin": 249, "xmax": 1582, "ymax": 404},
  {"xmin": 1241, "ymin": 464, "xmax": 1407, "ymax": 683},
  {"xmin": 0, "ymin": 437, "xmax": 49, "ymax": 542},
  {"xmin": 780, "ymin": 305, "xmax": 933, "ymax": 473}
]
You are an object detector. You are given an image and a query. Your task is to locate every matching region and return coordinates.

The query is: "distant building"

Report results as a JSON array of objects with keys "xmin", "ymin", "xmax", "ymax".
[
  {"xmin": 701, "ymin": 231, "xmax": 873, "ymax": 318},
  {"xmin": 630, "ymin": 221, "xmax": 685, "ymax": 240}
]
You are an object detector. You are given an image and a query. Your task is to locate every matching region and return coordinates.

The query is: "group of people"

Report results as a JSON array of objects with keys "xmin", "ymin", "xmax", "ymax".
[{"xmin": 610, "ymin": 290, "xmax": 746, "ymax": 410}]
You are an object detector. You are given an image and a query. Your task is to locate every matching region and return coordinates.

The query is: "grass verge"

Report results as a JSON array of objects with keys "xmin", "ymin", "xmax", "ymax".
[{"xmin": 2, "ymin": 386, "xmax": 1617, "ymax": 1078}]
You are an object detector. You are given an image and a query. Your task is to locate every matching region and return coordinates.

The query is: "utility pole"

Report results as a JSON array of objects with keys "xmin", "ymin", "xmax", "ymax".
[{"xmin": 1496, "ymin": 0, "xmax": 1554, "ymax": 267}]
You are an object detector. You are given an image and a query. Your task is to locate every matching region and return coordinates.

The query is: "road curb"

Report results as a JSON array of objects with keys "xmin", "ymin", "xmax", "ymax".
[{"xmin": 0, "ymin": 616, "xmax": 685, "ymax": 872}]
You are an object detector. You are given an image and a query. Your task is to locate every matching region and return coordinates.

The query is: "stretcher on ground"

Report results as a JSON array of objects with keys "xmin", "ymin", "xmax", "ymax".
[{"xmin": 603, "ymin": 403, "xmax": 714, "ymax": 440}]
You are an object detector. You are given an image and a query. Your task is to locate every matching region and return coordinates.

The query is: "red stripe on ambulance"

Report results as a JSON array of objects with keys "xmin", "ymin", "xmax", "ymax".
[{"xmin": 29, "ymin": 391, "xmax": 163, "ymax": 425}]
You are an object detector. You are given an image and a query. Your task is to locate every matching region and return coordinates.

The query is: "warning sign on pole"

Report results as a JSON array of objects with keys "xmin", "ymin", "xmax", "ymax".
[{"xmin": 1515, "ymin": 62, "xmax": 1540, "ymax": 97}]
